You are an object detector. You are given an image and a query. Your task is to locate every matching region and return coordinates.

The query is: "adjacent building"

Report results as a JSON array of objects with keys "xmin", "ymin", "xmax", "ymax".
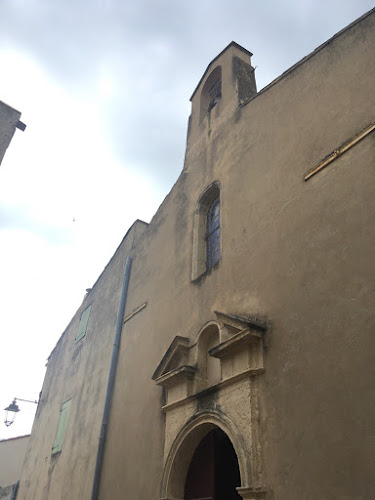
[
  {"xmin": 16, "ymin": 8, "xmax": 375, "ymax": 500},
  {"xmin": 0, "ymin": 101, "xmax": 25, "ymax": 167},
  {"xmin": 0, "ymin": 435, "xmax": 29, "ymax": 488}
]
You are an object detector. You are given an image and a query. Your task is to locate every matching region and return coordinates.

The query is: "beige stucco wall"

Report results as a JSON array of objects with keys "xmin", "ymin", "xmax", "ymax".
[
  {"xmin": 18, "ymin": 9, "xmax": 375, "ymax": 500},
  {"xmin": 101, "ymin": 10, "xmax": 375, "ymax": 499},
  {"xmin": 0, "ymin": 101, "xmax": 21, "ymax": 166},
  {"xmin": 17, "ymin": 221, "xmax": 147, "ymax": 500},
  {"xmin": 0, "ymin": 435, "xmax": 29, "ymax": 488}
]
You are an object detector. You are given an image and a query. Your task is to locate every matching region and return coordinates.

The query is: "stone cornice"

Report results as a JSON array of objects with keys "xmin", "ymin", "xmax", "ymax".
[
  {"xmin": 209, "ymin": 327, "xmax": 263, "ymax": 359},
  {"xmin": 154, "ymin": 365, "xmax": 196, "ymax": 388}
]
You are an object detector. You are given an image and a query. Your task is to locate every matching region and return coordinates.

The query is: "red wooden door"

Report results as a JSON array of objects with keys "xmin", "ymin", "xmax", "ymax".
[
  {"xmin": 184, "ymin": 429, "xmax": 241, "ymax": 500},
  {"xmin": 184, "ymin": 431, "xmax": 215, "ymax": 499}
]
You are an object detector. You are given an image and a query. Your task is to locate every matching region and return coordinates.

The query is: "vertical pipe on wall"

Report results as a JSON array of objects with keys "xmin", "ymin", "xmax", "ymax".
[{"xmin": 91, "ymin": 257, "xmax": 133, "ymax": 500}]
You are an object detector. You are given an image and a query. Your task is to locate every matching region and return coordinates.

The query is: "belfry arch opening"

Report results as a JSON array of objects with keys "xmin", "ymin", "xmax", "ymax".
[
  {"xmin": 184, "ymin": 427, "xmax": 241, "ymax": 500},
  {"xmin": 200, "ymin": 66, "xmax": 222, "ymax": 123}
]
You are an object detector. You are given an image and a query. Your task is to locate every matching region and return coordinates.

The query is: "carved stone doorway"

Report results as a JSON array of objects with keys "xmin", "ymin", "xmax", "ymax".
[{"xmin": 184, "ymin": 428, "xmax": 241, "ymax": 500}]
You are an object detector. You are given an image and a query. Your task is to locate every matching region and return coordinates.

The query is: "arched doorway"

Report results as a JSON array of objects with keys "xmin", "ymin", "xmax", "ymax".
[
  {"xmin": 160, "ymin": 412, "xmax": 251, "ymax": 500},
  {"xmin": 184, "ymin": 428, "xmax": 241, "ymax": 500}
]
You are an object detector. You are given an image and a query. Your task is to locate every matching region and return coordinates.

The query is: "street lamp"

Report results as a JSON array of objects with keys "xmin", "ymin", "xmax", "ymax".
[{"xmin": 4, "ymin": 398, "xmax": 38, "ymax": 427}]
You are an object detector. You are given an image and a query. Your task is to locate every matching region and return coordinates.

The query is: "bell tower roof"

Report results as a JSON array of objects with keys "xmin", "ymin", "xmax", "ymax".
[{"xmin": 190, "ymin": 41, "xmax": 253, "ymax": 101}]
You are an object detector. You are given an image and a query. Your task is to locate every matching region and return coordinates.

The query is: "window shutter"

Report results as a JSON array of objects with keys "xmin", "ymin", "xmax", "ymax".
[
  {"xmin": 75, "ymin": 305, "xmax": 92, "ymax": 342},
  {"xmin": 52, "ymin": 399, "xmax": 71, "ymax": 454}
]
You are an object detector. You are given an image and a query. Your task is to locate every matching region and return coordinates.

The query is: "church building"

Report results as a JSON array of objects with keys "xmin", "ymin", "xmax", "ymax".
[{"xmin": 16, "ymin": 8, "xmax": 375, "ymax": 500}]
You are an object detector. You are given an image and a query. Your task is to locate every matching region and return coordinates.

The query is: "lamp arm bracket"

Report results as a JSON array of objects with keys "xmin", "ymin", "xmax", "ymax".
[{"xmin": 14, "ymin": 398, "xmax": 38, "ymax": 404}]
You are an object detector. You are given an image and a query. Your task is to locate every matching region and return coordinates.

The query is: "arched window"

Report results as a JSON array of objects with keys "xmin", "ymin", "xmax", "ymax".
[
  {"xmin": 206, "ymin": 197, "xmax": 220, "ymax": 269},
  {"xmin": 191, "ymin": 182, "xmax": 221, "ymax": 281}
]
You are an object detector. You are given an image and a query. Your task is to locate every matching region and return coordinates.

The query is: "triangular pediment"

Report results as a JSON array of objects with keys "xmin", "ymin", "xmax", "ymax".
[
  {"xmin": 152, "ymin": 336, "xmax": 190, "ymax": 380},
  {"xmin": 214, "ymin": 311, "xmax": 266, "ymax": 333}
]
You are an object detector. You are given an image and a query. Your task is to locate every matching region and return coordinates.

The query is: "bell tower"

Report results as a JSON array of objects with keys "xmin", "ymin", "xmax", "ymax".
[{"xmin": 187, "ymin": 42, "xmax": 257, "ymax": 146}]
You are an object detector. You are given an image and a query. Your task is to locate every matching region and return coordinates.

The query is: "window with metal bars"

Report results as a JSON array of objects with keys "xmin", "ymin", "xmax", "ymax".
[
  {"xmin": 206, "ymin": 197, "xmax": 221, "ymax": 268},
  {"xmin": 191, "ymin": 182, "xmax": 221, "ymax": 281}
]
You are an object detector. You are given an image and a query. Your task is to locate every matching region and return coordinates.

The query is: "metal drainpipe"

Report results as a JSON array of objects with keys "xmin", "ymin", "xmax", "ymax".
[{"xmin": 91, "ymin": 257, "xmax": 133, "ymax": 500}]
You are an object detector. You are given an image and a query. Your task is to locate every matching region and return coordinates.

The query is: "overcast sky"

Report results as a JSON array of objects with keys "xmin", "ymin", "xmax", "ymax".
[{"xmin": 0, "ymin": 0, "xmax": 373, "ymax": 439}]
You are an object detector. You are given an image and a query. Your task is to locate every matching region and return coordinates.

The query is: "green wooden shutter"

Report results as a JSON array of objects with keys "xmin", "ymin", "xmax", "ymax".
[
  {"xmin": 52, "ymin": 399, "xmax": 71, "ymax": 454},
  {"xmin": 75, "ymin": 305, "xmax": 92, "ymax": 342}
]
